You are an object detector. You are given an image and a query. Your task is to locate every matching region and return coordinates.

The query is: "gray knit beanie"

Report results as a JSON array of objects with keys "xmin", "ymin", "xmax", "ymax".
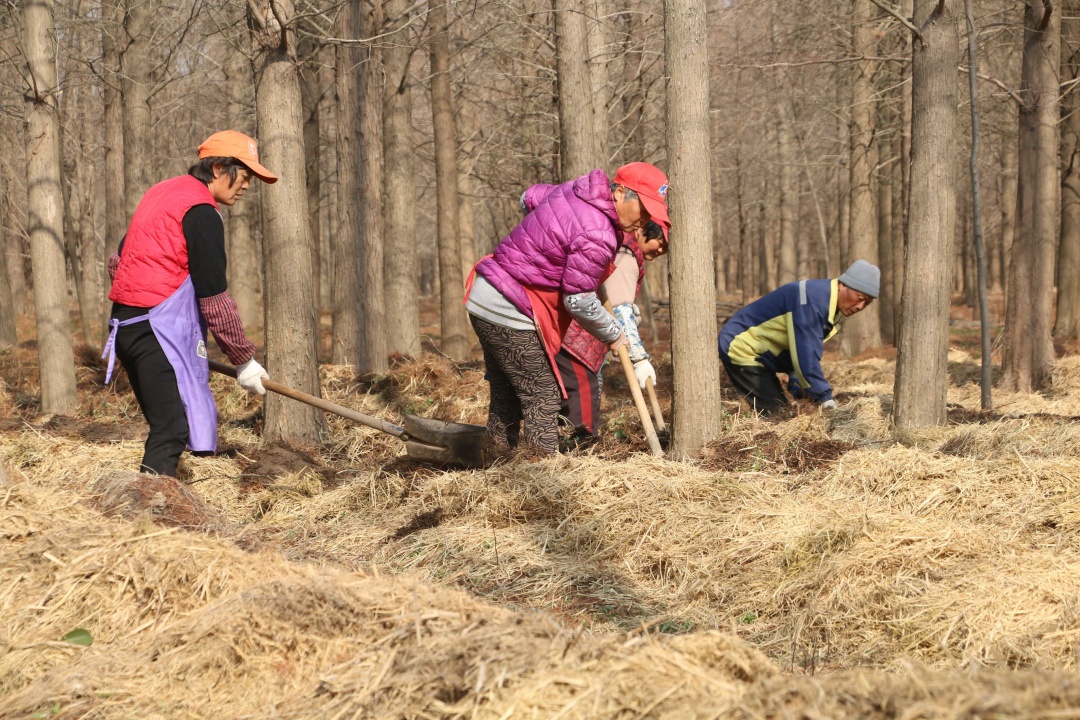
[{"xmin": 838, "ymin": 260, "xmax": 880, "ymax": 298}]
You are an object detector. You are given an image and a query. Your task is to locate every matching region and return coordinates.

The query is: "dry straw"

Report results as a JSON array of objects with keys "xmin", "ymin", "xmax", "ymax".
[{"xmin": 4, "ymin": 347, "xmax": 1080, "ymax": 717}]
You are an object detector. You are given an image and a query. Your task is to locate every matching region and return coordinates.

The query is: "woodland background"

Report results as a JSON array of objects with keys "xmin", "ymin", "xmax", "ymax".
[{"xmin": 0, "ymin": 0, "xmax": 1077, "ymax": 450}]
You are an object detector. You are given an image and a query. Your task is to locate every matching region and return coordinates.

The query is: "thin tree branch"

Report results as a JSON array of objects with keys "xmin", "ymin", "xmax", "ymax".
[{"xmin": 868, "ymin": 0, "xmax": 924, "ymax": 44}]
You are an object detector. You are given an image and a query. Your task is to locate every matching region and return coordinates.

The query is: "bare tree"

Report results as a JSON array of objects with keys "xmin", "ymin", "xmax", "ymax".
[
  {"xmin": 893, "ymin": 0, "xmax": 959, "ymax": 429},
  {"xmin": 0, "ymin": 162, "xmax": 15, "ymax": 347},
  {"xmin": 22, "ymin": 0, "xmax": 78, "ymax": 414},
  {"xmin": 1002, "ymin": 0, "xmax": 1060, "ymax": 392},
  {"xmin": 430, "ymin": 0, "xmax": 470, "ymax": 361},
  {"xmin": 842, "ymin": 0, "xmax": 881, "ymax": 355},
  {"xmin": 101, "ymin": 0, "xmax": 124, "ymax": 266},
  {"xmin": 383, "ymin": 0, "xmax": 420, "ymax": 357},
  {"xmin": 250, "ymin": 0, "xmax": 325, "ymax": 444},
  {"xmin": 225, "ymin": 46, "xmax": 260, "ymax": 329},
  {"xmin": 300, "ymin": 61, "xmax": 322, "ymax": 319},
  {"xmin": 121, "ymin": 0, "xmax": 152, "ymax": 221},
  {"xmin": 666, "ymin": 0, "xmax": 722, "ymax": 456},
  {"xmin": 556, "ymin": 0, "xmax": 598, "ymax": 179},
  {"xmin": 1057, "ymin": 0, "xmax": 1080, "ymax": 338}
]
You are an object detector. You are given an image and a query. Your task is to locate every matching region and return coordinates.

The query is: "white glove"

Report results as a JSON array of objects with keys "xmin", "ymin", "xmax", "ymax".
[
  {"xmin": 236, "ymin": 358, "xmax": 269, "ymax": 396},
  {"xmin": 633, "ymin": 359, "xmax": 656, "ymax": 390},
  {"xmin": 820, "ymin": 399, "xmax": 838, "ymax": 411}
]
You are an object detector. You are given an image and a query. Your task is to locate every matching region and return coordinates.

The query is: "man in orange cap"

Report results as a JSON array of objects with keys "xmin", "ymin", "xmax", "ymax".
[{"xmin": 104, "ymin": 130, "xmax": 278, "ymax": 477}]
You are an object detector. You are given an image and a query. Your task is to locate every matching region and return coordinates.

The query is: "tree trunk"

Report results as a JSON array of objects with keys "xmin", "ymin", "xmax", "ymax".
[
  {"xmin": 121, "ymin": 0, "xmax": 153, "ymax": 222},
  {"xmin": 1057, "ymin": 0, "xmax": 1080, "ymax": 338},
  {"xmin": 358, "ymin": 0, "xmax": 387, "ymax": 373},
  {"xmin": 300, "ymin": 64, "xmax": 322, "ymax": 321},
  {"xmin": 0, "ymin": 165, "xmax": 16, "ymax": 347},
  {"xmin": 226, "ymin": 51, "xmax": 261, "ymax": 329},
  {"xmin": 736, "ymin": 148, "xmax": 750, "ymax": 303},
  {"xmin": 843, "ymin": 0, "xmax": 881, "ymax": 355},
  {"xmin": 22, "ymin": 0, "xmax": 78, "ymax": 415},
  {"xmin": 1003, "ymin": 0, "xmax": 1060, "ymax": 392},
  {"xmin": 251, "ymin": 0, "xmax": 326, "ymax": 445},
  {"xmin": 893, "ymin": 0, "xmax": 959, "ymax": 430},
  {"xmin": 999, "ymin": 136, "xmax": 1018, "ymax": 294},
  {"xmin": 430, "ymin": 1, "xmax": 471, "ymax": 361},
  {"xmin": 102, "ymin": 0, "xmax": 125, "ymax": 268},
  {"xmin": 555, "ymin": 0, "xmax": 598, "ymax": 179},
  {"xmin": 2, "ymin": 187, "xmax": 26, "ymax": 316},
  {"xmin": 586, "ymin": 0, "xmax": 610, "ymax": 167},
  {"xmin": 776, "ymin": 103, "xmax": 797, "ymax": 285},
  {"xmin": 877, "ymin": 131, "xmax": 895, "ymax": 344},
  {"xmin": 383, "ymin": 0, "xmax": 420, "ymax": 357},
  {"xmin": 332, "ymin": 25, "xmax": 360, "ymax": 367},
  {"xmin": 835, "ymin": 76, "xmax": 850, "ymax": 278},
  {"xmin": 666, "ymin": 0, "xmax": 723, "ymax": 457}
]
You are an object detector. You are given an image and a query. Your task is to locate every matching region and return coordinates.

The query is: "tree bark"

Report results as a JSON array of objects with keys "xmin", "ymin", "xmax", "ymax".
[
  {"xmin": 333, "ymin": 34, "xmax": 360, "ymax": 365},
  {"xmin": 383, "ymin": 0, "xmax": 421, "ymax": 357},
  {"xmin": 121, "ymin": 0, "xmax": 153, "ymax": 223},
  {"xmin": 22, "ymin": 0, "xmax": 78, "ymax": 414},
  {"xmin": 843, "ymin": 0, "xmax": 881, "ymax": 355},
  {"xmin": 587, "ymin": 0, "xmax": 610, "ymax": 167},
  {"xmin": 776, "ymin": 102, "xmax": 797, "ymax": 285},
  {"xmin": 893, "ymin": 0, "xmax": 959, "ymax": 430},
  {"xmin": 666, "ymin": 0, "xmax": 723, "ymax": 457},
  {"xmin": 877, "ymin": 130, "xmax": 895, "ymax": 344},
  {"xmin": 0, "ymin": 164, "xmax": 16, "ymax": 347},
  {"xmin": 555, "ymin": 0, "xmax": 598, "ymax": 179},
  {"xmin": 998, "ymin": 136, "xmax": 1018, "ymax": 294},
  {"xmin": 2, "ymin": 175, "xmax": 27, "ymax": 316},
  {"xmin": 300, "ymin": 64, "xmax": 322, "ymax": 321},
  {"xmin": 1003, "ymin": 0, "xmax": 1060, "ymax": 392},
  {"xmin": 430, "ymin": 1, "xmax": 471, "ymax": 361},
  {"xmin": 102, "ymin": 0, "xmax": 125, "ymax": 269},
  {"xmin": 226, "ymin": 50, "xmax": 261, "ymax": 329},
  {"xmin": 251, "ymin": 0, "xmax": 326, "ymax": 445},
  {"xmin": 1057, "ymin": 0, "xmax": 1080, "ymax": 338}
]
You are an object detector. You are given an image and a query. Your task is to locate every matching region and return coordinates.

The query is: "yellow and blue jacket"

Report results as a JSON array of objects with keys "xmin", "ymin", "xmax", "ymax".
[{"xmin": 718, "ymin": 278, "xmax": 841, "ymax": 402}]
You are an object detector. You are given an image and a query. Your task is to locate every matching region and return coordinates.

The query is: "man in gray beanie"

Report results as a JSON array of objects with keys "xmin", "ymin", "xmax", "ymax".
[{"xmin": 717, "ymin": 260, "xmax": 879, "ymax": 415}]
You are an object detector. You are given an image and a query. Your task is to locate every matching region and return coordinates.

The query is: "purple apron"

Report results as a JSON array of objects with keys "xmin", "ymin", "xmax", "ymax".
[{"xmin": 102, "ymin": 276, "xmax": 218, "ymax": 452}]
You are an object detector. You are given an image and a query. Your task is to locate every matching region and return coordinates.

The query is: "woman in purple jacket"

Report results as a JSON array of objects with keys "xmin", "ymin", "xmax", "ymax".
[{"xmin": 464, "ymin": 162, "xmax": 670, "ymax": 453}]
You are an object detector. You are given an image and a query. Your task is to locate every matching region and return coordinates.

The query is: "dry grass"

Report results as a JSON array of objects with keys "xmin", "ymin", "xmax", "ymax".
[{"xmin": 4, "ymin": 342, "xmax": 1080, "ymax": 717}]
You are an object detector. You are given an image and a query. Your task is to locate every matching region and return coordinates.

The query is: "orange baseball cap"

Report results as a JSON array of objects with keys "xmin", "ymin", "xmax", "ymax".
[
  {"xmin": 613, "ymin": 162, "xmax": 669, "ymax": 227},
  {"xmin": 197, "ymin": 130, "xmax": 278, "ymax": 184}
]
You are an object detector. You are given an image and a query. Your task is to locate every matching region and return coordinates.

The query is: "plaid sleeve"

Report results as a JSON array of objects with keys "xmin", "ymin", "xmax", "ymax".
[
  {"xmin": 108, "ymin": 252, "xmax": 120, "ymax": 280},
  {"xmin": 198, "ymin": 291, "xmax": 256, "ymax": 365}
]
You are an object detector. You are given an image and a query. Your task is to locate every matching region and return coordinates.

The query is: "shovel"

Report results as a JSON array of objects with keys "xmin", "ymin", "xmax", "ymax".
[{"xmin": 209, "ymin": 360, "xmax": 488, "ymax": 468}]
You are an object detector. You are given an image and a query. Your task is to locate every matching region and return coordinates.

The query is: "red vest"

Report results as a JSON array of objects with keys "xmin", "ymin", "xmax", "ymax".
[
  {"xmin": 561, "ymin": 235, "xmax": 646, "ymax": 373},
  {"xmin": 109, "ymin": 175, "xmax": 218, "ymax": 307}
]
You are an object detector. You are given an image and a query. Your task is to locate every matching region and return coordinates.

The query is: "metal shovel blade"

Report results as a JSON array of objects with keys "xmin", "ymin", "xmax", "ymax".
[{"xmin": 402, "ymin": 415, "xmax": 488, "ymax": 468}]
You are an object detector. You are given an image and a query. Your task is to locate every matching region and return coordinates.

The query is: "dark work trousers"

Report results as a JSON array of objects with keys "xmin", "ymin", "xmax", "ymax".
[
  {"xmin": 554, "ymin": 349, "xmax": 602, "ymax": 437},
  {"xmin": 720, "ymin": 353, "xmax": 789, "ymax": 416},
  {"xmin": 470, "ymin": 314, "xmax": 562, "ymax": 454},
  {"xmin": 114, "ymin": 318, "xmax": 190, "ymax": 476}
]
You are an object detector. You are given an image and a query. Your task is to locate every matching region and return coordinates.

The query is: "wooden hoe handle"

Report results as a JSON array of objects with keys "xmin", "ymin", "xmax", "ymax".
[{"xmin": 614, "ymin": 344, "xmax": 663, "ymax": 456}]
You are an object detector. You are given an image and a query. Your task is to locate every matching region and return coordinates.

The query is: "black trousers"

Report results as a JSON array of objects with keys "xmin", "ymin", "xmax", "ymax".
[
  {"xmin": 720, "ymin": 354, "xmax": 789, "ymax": 416},
  {"xmin": 114, "ymin": 317, "xmax": 189, "ymax": 476}
]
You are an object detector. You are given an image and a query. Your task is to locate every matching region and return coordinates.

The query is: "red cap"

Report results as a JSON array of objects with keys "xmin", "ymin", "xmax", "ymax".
[
  {"xmin": 613, "ymin": 162, "xmax": 669, "ymax": 227},
  {"xmin": 197, "ymin": 130, "xmax": 278, "ymax": 184}
]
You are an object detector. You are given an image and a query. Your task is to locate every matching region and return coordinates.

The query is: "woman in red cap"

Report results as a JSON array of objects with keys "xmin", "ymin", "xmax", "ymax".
[
  {"xmin": 103, "ymin": 130, "xmax": 278, "ymax": 477},
  {"xmin": 464, "ymin": 161, "xmax": 669, "ymax": 454}
]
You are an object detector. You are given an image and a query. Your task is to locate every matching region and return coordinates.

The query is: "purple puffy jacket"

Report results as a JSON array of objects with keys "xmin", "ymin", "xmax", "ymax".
[{"xmin": 474, "ymin": 169, "xmax": 621, "ymax": 318}]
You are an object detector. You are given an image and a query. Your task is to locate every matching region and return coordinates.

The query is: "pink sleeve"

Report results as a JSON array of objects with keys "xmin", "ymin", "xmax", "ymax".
[{"xmin": 198, "ymin": 291, "xmax": 256, "ymax": 365}]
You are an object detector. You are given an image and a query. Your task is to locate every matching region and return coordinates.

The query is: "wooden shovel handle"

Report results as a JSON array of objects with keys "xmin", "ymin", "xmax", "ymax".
[
  {"xmin": 645, "ymin": 377, "xmax": 666, "ymax": 432},
  {"xmin": 208, "ymin": 359, "xmax": 405, "ymax": 438},
  {"xmin": 614, "ymin": 344, "xmax": 663, "ymax": 456}
]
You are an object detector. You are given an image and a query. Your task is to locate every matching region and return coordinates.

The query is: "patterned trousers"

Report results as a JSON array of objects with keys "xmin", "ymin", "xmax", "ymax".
[{"xmin": 470, "ymin": 315, "xmax": 561, "ymax": 453}]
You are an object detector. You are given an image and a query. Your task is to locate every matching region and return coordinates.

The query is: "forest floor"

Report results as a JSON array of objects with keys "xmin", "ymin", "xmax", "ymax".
[{"xmin": 4, "ymin": 296, "xmax": 1080, "ymax": 718}]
